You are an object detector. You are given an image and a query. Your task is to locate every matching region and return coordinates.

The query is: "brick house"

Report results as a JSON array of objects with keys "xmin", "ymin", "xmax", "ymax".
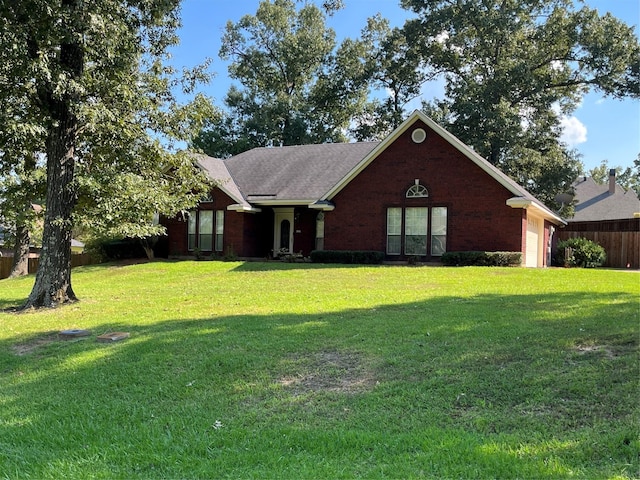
[{"xmin": 161, "ymin": 111, "xmax": 565, "ymax": 267}]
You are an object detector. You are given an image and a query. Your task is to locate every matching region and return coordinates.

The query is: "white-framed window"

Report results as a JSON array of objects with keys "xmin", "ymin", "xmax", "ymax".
[
  {"xmin": 431, "ymin": 207, "xmax": 447, "ymax": 256},
  {"xmin": 187, "ymin": 209, "xmax": 224, "ymax": 252},
  {"xmin": 406, "ymin": 182, "xmax": 428, "ymax": 198},
  {"xmin": 387, "ymin": 207, "xmax": 402, "ymax": 255},
  {"xmin": 386, "ymin": 206, "xmax": 447, "ymax": 256},
  {"xmin": 215, "ymin": 210, "xmax": 224, "ymax": 252},
  {"xmin": 405, "ymin": 207, "xmax": 428, "ymax": 255},
  {"xmin": 188, "ymin": 213, "xmax": 197, "ymax": 251},
  {"xmin": 199, "ymin": 210, "xmax": 213, "ymax": 251},
  {"xmin": 315, "ymin": 212, "xmax": 325, "ymax": 250}
]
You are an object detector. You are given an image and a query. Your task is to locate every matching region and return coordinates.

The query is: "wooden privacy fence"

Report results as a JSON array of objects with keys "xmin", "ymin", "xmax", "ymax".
[
  {"xmin": 557, "ymin": 229, "xmax": 640, "ymax": 269},
  {"xmin": 0, "ymin": 253, "xmax": 98, "ymax": 280}
]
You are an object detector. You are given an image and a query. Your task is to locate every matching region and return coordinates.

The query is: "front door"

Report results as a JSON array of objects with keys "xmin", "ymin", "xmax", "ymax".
[{"xmin": 274, "ymin": 208, "xmax": 294, "ymax": 256}]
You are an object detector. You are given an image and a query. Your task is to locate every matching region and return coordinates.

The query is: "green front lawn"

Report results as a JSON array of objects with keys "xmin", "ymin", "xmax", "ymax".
[{"xmin": 0, "ymin": 261, "xmax": 638, "ymax": 479}]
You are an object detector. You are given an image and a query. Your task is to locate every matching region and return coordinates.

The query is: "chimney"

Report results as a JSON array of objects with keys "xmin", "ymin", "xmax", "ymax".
[{"xmin": 609, "ymin": 169, "xmax": 616, "ymax": 194}]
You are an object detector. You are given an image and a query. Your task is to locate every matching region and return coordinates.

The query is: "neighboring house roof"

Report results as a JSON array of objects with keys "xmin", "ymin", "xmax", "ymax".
[
  {"xmin": 194, "ymin": 110, "xmax": 564, "ymax": 224},
  {"xmin": 570, "ymin": 176, "xmax": 640, "ymax": 222}
]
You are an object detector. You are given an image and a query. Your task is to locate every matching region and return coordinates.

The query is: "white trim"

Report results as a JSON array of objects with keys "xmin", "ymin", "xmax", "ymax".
[
  {"xmin": 309, "ymin": 200, "xmax": 335, "ymax": 211},
  {"xmin": 227, "ymin": 204, "xmax": 262, "ymax": 213},
  {"xmin": 506, "ymin": 197, "xmax": 564, "ymax": 224},
  {"xmin": 246, "ymin": 198, "xmax": 316, "ymax": 206},
  {"xmin": 274, "ymin": 208, "xmax": 295, "ymax": 255},
  {"xmin": 411, "ymin": 128, "xmax": 427, "ymax": 143}
]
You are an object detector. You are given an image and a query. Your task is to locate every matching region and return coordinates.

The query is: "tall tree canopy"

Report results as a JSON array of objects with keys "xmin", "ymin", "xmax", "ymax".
[
  {"xmin": 0, "ymin": 0, "xmax": 213, "ymax": 308},
  {"xmin": 192, "ymin": 0, "xmax": 370, "ymax": 157},
  {"xmin": 351, "ymin": 14, "xmax": 434, "ymax": 141},
  {"xmin": 400, "ymin": 0, "xmax": 640, "ymax": 206}
]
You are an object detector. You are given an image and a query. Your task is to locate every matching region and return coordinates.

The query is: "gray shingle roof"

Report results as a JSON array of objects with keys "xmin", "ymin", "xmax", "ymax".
[
  {"xmin": 191, "ymin": 111, "xmax": 565, "ymax": 225},
  {"xmin": 222, "ymin": 142, "xmax": 380, "ymax": 202},
  {"xmin": 195, "ymin": 154, "xmax": 249, "ymax": 207},
  {"xmin": 571, "ymin": 177, "xmax": 640, "ymax": 221}
]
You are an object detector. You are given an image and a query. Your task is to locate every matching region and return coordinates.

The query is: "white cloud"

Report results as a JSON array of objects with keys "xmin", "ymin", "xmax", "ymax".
[{"xmin": 559, "ymin": 115, "xmax": 587, "ymax": 146}]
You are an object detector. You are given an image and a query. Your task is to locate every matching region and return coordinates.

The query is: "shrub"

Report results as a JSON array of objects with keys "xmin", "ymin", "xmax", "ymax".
[
  {"xmin": 441, "ymin": 251, "xmax": 522, "ymax": 267},
  {"xmin": 85, "ymin": 237, "xmax": 147, "ymax": 262},
  {"xmin": 556, "ymin": 237, "xmax": 606, "ymax": 268},
  {"xmin": 310, "ymin": 250, "xmax": 385, "ymax": 264}
]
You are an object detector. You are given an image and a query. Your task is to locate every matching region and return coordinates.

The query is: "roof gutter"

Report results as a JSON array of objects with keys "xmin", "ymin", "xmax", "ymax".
[
  {"xmin": 308, "ymin": 200, "xmax": 335, "ymax": 211},
  {"xmin": 227, "ymin": 204, "xmax": 262, "ymax": 213}
]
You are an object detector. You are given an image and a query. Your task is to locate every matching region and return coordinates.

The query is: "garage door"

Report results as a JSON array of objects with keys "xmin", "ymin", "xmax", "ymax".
[{"xmin": 526, "ymin": 217, "xmax": 540, "ymax": 267}]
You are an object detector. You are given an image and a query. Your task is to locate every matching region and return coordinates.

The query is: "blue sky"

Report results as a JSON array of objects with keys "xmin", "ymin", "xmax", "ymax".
[{"xmin": 170, "ymin": 0, "xmax": 639, "ymax": 171}]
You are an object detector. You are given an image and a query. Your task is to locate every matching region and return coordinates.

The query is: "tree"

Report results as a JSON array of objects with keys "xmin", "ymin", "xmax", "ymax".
[
  {"xmin": 400, "ymin": 0, "xmax": 640, "ymax": 206},
  {"xmin": 0, "ymin": 58, "xmax": 47, "ymax": 278},
  {"xmin": 0, "ymin": 0, "xmax": 213, "ymax": 308},
  {"xmin": 351, "ymin": 15, "xmax": 434, "ymax": 141},
  {"xmin": 195, "ymin": 0, "xmax": 370, "ymax": 156},
  {"xmin": 0, "ymin": 158, "xmax": 45, "ymax": 278}
]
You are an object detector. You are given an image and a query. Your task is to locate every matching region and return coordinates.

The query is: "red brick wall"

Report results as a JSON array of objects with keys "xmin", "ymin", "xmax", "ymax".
[
  {"xmin": 325, "ymin": 120, "xmax": 524, "ymax": 257},
  {"xmin": 161, "ymin": 188, "xmax": 264, "ymax": 258}
]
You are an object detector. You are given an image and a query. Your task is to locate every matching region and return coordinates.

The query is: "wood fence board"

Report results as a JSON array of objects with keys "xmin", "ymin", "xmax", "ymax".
[
  {"xmin": 0, "ymin": 253, "xmax": 99, "ymax": 280},
  {"xmin": 557, "ymin": 230, "xmax": 640, "ymax": 269}
]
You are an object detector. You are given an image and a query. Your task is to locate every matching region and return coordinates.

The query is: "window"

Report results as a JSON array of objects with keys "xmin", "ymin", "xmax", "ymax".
[
  {"xmin": 215, "ymin": 210, "xmax": 224, "ymax": 252},
  {"xmin": 405, "ymin": 207, "xmax": 428, "ymax": 255},
  {"xmin": 386, "ymin": 206, "xmax": 448, "ymax": 256},
  {"xmin": 199, "ymin": 210, "xmax": 213, "ymax": 251},
  {"xmin": 188, "ymin": 213, "xmax": 197, "ymax": 251},
  {"xmin": 431, "ymin": 207, "xmax": 447, "ymax": 256},
  {"xmin": 387, "ymin": 208, "xmax": 402, "ymax": 255},
  {"xmin": 315, "ymin": 212, "xmax": 325, "ymax": 250},
  {"xmin": 406, "ymin": 182, "xmax": 428, "ymax": 198},
  {"xmin": 187, "ymin": 209, "xmax": 224, "ymax": 252}
]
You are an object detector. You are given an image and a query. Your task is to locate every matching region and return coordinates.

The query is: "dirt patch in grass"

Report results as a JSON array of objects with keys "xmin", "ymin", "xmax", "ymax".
[
  {"xmin": 11, "ymin": 332, "xmax": 60, "ymax": 356},
  {"xmin": 278, "ymin": 350, "xmax": 377, "ymax": 395},
  {"xmin": 573, "ymin": 334, "xmax": 638, "ymax": 359}
]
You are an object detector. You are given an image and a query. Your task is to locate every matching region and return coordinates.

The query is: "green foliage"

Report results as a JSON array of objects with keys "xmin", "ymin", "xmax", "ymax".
[
  {"xmin": 401, "ymin": 0, "xmax": 639, "ymax": 207},
  {"xmin": 310, "ymin": 250, "xmax": 385, "ymax": 264},
  {"xmin": 556, "ymin": 237, "xmax": 606, "ymax": 268},
  {"xmin": 0, "ymin": 0, "xmax": 215, "ymax": 306},
  {"xmin": 441, "ymin": 251, "xmax": 523, "ymax": 267},
  {"xmin": 350, "ymin": 15, "xmax": 432, "ymax": 141},
  {"xmin": 194, "ymin": 0, "xmax": 370, "ymax": 156},
  {"xmin": 84, "ymin": 237, "xmax": 147, "ymax": 262}
]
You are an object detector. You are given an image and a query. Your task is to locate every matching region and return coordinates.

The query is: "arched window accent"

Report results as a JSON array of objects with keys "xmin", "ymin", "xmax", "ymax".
[{"xmin": 406, "ymin": 179, "xmax": 428, "ymax": 198}]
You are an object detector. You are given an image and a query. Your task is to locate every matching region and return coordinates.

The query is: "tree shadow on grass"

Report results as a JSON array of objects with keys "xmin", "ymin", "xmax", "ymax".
[{"xmin": 0, "ymin": 290, "xmax": 638, "ymax": 478}]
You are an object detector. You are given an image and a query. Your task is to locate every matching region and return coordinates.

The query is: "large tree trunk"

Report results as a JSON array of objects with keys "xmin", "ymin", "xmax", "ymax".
[
  {"xmin": 22, "ymin": 117, "xmax": 78, "ymax": 308},
  {"xmin": 21, "ymin": 1, "xmax": 83, "ymax": 309},
  {"xmin": 9, "ymin": 223, "xmax": 30, "ymax": 278}
]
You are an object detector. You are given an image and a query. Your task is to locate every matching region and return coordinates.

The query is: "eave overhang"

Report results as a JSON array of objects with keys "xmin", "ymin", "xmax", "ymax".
[
  {"xmin": 507, "ymin": 197, "xmax": 566, "ymax": 225},
  {"xmin": 227, "ymin": 204, "xmax": 262, "ymax": 213},
  {"xmin": 308, "ymin": 200, "xmax": 335, "ymax": 211}
]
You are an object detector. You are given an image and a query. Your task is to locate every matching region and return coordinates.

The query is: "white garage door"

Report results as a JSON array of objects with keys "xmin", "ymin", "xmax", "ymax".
[{"xmin": 526, "ymin": 217, "xmax": 540, "ymax": 267}]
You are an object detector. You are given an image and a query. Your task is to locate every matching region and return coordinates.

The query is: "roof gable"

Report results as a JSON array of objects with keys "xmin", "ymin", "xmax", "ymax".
[
  {"xmin": 195, "ymin": 154, "xmax": 249, "ymax": 209},
  {"xmin": 323, "ymin": 110, "xmax": 564, "ymax": 224}
]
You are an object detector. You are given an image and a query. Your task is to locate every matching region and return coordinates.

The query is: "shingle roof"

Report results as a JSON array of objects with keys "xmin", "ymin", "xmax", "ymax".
[
  {"xmin": 191, "ymin": 111, "xmax": 565, "ymax": 225},
  {"xmin": 195, "ymin": 154, "xmax": 249, "ymax": 208},
  {"xmin": 571, "ymin": 177, "xmax": 640, "ymax": 222},
  {"xmin": 222, "ymin": 142, "xmax": 380, "ymax": 202}
]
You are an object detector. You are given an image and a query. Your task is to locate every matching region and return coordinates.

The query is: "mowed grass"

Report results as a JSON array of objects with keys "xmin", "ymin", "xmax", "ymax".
[{"xmin": 0, "ymin": 261, "xmax": 638, "ymax": 479}]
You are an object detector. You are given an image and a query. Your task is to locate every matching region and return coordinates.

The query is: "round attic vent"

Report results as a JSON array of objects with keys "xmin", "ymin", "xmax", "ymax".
[{"xmin": 411, "ymin": 128, "xmax": 426, "ymax": 143}]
